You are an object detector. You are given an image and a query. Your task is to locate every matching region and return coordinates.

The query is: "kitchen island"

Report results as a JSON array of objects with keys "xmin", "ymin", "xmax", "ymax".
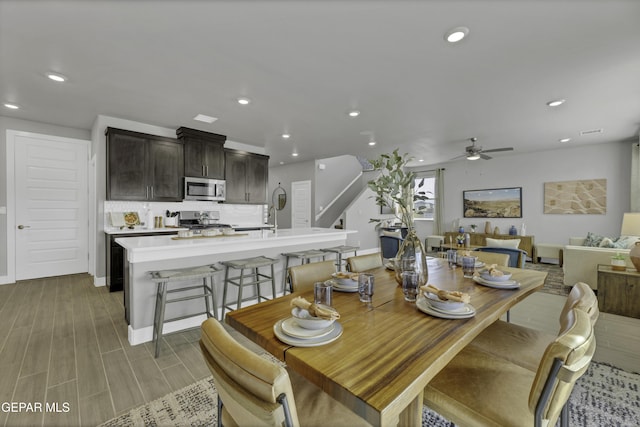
[{"xmin": 116, "ymin": 227, "xmax": 356, "ymax": 345}]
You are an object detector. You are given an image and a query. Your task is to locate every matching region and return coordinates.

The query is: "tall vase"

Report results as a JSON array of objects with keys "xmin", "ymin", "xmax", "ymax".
[{"xmin": 394, "ymin": 228, "xmax": 429, "ymax": 287}]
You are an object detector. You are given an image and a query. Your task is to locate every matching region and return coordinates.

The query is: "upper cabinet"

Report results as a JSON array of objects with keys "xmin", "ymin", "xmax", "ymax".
[
  {"xmin": 106, "ymin": 127, "xmax": 184, "ymax": 201},
  {"xmin": 225, "ymin": 149, "xmax": 269, "ymax": 204},
  {"xmin": 177, "ymin": 127, "xmax": 226, "ymax": 180}
]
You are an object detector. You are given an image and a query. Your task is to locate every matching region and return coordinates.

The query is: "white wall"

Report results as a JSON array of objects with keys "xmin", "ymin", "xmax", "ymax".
[{"xmin": 268, "ymin": 160, "xmax": 316, "ymax": 229}]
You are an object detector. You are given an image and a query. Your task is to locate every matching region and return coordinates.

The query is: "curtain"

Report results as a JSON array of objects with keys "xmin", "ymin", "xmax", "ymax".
[
  {"xmin": 632, "ymin": 142, "xmax": 640, "ymax": 212},
  {"xmin": 434, "ymin": 168, "xmax": 445, "ymax": 234}
]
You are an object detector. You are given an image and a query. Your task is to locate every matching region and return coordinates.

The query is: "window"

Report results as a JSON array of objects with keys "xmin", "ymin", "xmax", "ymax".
[{"xmin": 413, "ymin": 175, "xmax": 436, "ymax": 220}]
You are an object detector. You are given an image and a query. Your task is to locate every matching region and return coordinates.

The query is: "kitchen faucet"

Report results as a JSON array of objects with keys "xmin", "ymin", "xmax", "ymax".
[{"xmin": 269, "ymin": 205, "xmax": 278, "ymax": 232}]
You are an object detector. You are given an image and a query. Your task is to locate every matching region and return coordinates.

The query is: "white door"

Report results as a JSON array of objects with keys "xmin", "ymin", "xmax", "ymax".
[
  {"xmin": 13, "ymin": 133, "xmax": 89, "ymax": 280},
  {"xmin": 291, "ymin": 180, "xmax": 311, "ymax": 228}
]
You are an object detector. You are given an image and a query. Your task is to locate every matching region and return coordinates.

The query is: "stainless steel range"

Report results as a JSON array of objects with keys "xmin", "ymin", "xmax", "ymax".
[{"xmin": 178, "ymin": 211, "xmax": 232, "ymax": 234}]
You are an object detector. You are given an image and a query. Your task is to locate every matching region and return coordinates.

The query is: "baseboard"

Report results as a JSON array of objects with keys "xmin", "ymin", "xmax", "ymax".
[
  {"xmin": 0, "ymin": 275, "xmax": 15, "ymax": 285},
  {"xmin": 128, "ymin": 314, "xmax": 207, "ymax": 346},
  {"xmin": 94, "ymin": 276, "xmax": 106, "ymax": 287}
]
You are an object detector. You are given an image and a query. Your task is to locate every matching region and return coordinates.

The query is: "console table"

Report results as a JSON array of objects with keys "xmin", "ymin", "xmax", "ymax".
[
  {"xmin": 597, "ymin": 264, "xmax": 640, "ymax": 319},
  {"xmin": 442, "ymin": 232, "xmax": 535, "ymax": 259}
]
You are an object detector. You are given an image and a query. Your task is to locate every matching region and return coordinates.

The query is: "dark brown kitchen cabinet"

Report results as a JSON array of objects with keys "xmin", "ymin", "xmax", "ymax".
[
  {"xmin": 177, "ymin": 127, "xmax": 226, "ymax": 179},
  {"xmin": 225, "ymin": 149, "xmax": 269, "ymax": 203},
  {"xmin": 106, "ymin": 127, "xmax": 184, "ymax": 201}
]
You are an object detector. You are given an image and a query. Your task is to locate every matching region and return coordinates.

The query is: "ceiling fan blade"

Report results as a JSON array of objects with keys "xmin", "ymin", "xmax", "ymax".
[
  {"xmin": 481, "ymin": 147, "xmax": 514, "ymax": 154},
  {"xmin": 480, "ymin": 153, "xmax": 492, "ymax": 160},
  {"xmin": 449, "ymin": 153, "xmax": 468, "ymax": 161}
]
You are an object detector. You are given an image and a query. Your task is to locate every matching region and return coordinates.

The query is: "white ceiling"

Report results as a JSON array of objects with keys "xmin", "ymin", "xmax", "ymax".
[{"xmin": 1, "ymin": 0, "xmax": 639, "ymax": 166}]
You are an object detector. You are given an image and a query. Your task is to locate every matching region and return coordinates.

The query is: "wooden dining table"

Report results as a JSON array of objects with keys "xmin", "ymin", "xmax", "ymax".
[{"xmin": 225, "ymin": 258, "xmax": 547, "ymax": 426}]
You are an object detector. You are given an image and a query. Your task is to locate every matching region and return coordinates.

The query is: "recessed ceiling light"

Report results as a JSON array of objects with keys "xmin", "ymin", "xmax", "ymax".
[
  {"xmin": 282, "ymin": 133, "xmax": 291, "ymax": 139},
  {"xmin": 237, "ymin": 98, "xmax": 251, "ymax": 105},
  {"xmin": 4, "ymin": 103, "xmax": 19, "ymax": 109},
  {"xmin": 47, "ymin": 72, "xmax": 67, "ymax": 82},
  {"xmin": 546, "ymin": 99, "xmax": 566, "ymax": 107},
  {"xmin": 348, "ymin": 110, "xmax": 360, "ymax": 117},
  {"xmin": 368, "ymin": 141, "xmax": 376, "ymax": 146},
  {"xmin": 419, "ymin": 159, "xmax": 424, "ymax": 162},
  {"xmin": 559, "ymin": 137, "xmax": 571, "ymax": 143},
  {"xmin": 291, "ymin": 152, "xmax": 299, "ymax": 157},
  {"xmin": 444, "ymin": 26, "xmax": 469, "ymax": 43},
  {"xmin": 279, "ymin": 161, "xmax": 285, "ymax": 165},
  {"xmin": 193, "ymin": 114, "xmax": 218, "ymax": 123}
]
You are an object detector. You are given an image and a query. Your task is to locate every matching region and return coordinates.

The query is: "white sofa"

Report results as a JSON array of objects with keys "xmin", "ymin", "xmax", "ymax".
[{"xmin": 563, "ymin": 237, "xmax": 634, "ymax": 290}]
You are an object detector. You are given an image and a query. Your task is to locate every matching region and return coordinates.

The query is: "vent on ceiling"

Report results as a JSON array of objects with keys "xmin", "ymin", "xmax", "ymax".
[{"xmin": 580, "ymin": 128, "xmax": 603, "ymax": 136}]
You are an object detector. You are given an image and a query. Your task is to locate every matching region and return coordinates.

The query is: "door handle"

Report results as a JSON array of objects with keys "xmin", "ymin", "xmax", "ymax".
[
  {"xmin": 18, "ymin": 225, "xmax": 31, "ymax": 229},
  {"xmin": 150, "ymin": 186, "xmax": 154, "ymax": 199},
  {"xmin": 202, "ymin": 165, "xmax": 205, "ymax": 176}
]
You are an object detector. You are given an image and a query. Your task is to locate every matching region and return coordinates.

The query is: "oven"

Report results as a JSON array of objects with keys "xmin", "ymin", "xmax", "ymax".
[
  {"xmin": 184, "ymin": 177, "xmax": 226, "ymax": 201},
  {"xmin": 178, "ymin": 210, "xmax": 232, "ymax": 234}
]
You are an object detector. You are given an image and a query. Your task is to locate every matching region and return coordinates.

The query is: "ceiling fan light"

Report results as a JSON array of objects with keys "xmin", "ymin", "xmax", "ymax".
[{"xmin": 466, "ymin": 153, "xmax": 480, "ymax": 160}]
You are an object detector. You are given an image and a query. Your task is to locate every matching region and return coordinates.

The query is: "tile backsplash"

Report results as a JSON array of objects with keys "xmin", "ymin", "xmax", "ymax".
[{"xmin": 104, "ymin": 201, "xmax": 268, "ymax": 229}]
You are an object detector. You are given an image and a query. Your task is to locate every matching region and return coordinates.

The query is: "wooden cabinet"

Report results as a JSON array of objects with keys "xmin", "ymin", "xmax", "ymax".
[
  {"xmin": 177, "ymin": 127, "xmax": 226, "ymax": 179},
  {"xmin": 442, "ymin": 232, "xmax": 535, "ymax": 259},
  {"xmin": 106, "ymin": 127, "xmax": 184, "ymax": 201},
  {"xmin": 597, "ymin": 264, "xmax": 640, "ymax": 319},
  {"xmin": 224, "ymin": 149, "xmax": 269, "ymax": 203}
]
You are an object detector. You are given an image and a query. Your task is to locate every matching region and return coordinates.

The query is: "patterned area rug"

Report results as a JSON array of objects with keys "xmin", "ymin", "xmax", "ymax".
[
  {"xmin": 524, "ymin": 261, "xmax": 569, "ymax": 296},
  {"xmin": 100, "ymin": 361, "xmax": 640, "ymax": 427}
]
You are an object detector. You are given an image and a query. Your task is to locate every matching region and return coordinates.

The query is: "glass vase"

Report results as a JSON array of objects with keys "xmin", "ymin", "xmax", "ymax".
[{"xmin": 394, "ymin": 228, "xmax": 429, "ymax": 287}]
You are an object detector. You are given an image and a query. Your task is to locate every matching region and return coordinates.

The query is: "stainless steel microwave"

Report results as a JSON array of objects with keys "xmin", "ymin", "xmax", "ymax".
[{"xmin": 184, "ymin": 177, "xmax": 226, "ymax": 201}]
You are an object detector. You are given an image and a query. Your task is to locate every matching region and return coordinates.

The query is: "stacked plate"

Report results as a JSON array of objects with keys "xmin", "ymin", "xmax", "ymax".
[
  {"xmin": 273, "ymin": 317, "xmax": 343, "ymax": 347},
  {"xmin": 472, "ymin": 275, "xmax": 521, "ymax": 289},
  {"xmin": 328, "ymin": 274, "xmax": 359, "ymax": 293},
  {"xmin": 416, "ymin": 295, "xmax": 476, "ymax": 319}
]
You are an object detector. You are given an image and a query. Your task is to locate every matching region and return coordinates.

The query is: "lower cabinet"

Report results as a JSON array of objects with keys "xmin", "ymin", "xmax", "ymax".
[
  {"xmin": 106, "ymin": 231, "xmax": 177, "ymax": 292},
  {"xmin": 597, "ymin": 264, "xmax": 640, "ymax": 319}
]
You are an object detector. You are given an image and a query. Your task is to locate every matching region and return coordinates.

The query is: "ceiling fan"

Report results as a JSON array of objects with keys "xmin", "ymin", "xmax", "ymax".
[{"xmin": 453, "ymin": 137, "xmax": 514, "ymax": 161}]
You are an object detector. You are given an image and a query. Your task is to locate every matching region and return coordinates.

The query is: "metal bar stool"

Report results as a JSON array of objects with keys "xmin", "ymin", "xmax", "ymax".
[
  {"xmin": 149, "ymin": 264, "xmax": 220, "ymax": 358},
  {"xmin": 281, "ymin": 249, "xmax": 328, "ymax": 295},
  {"xmin": 321, "ymin": 245, "xmax": 359, "ymax": 271},
  {"xmin": 220, "ymin": 256, "xmax": 279, "ymax": 318}
]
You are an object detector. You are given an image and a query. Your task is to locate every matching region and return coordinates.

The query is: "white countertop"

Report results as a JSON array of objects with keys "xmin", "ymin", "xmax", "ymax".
[
  {"xmin": 104, "ymin": 227, "xmax": 187, "ymax": 235},
  {"xmin": 116, "ymin": 227, "xmax": 356, "ymax": 263}
]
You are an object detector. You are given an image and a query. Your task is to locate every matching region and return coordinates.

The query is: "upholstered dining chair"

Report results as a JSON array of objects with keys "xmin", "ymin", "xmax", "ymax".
[
  {"xmin": 288, "ymin": 260, "xmax": 335, "ymax": 293},
  {"xmin": 379, "ymin": 234, "xmax": 403, "ymax": 260},
  {"xmin": 200, "ymin": 318, "xmax": 370, "ymax": 427},
  {"xmin": 346, "ymin": 253, "xmax": 383, "ymax": 272},
  {"xmin": 468, "ymin": 282, "xmax": 598, "ymax": 372},
  {"xmin": 474, "ymin": 246, "xmax": 527, "ymax": 268},
  {"xmin": 423, "ymin": 307, "xmax": 596, "ymax": 427},
  {"xmin": 462, "ymin": 251, "xmax": 509, "ymax": 267}
]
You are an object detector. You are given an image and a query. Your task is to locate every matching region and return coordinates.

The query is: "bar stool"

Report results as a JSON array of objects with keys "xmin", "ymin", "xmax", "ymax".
[
  {"xmin": 281, "ymin": 249, "xmax": 328, "ymax": 294},
  {"xmin": 220, "ymin": 256, "xmax": 279, "ymax": 318},
  {"xmin": 321, "ymin": 245, "xmax": 359, "ymax": 271},
  {"xmin": 149, "ymin": 264, "xmax": 220, "ymax": 358}
]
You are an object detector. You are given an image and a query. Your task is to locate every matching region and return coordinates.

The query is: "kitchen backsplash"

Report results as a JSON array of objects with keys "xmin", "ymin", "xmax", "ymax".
[{"xmin": 104, "ymin": 201, "xmax": 268, "ymax": 229}]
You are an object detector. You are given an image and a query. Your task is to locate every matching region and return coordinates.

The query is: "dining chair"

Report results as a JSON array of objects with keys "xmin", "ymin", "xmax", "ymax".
[
  {"xmin": 379, "ymin": 234, "xmax": 403, "ymax": 260},
  {"xmin": 199, "ymin": 318, "xmax": 370, "ymax": 427},
  {"xmin": 468, "ymin": 281, "xmax": 598, "ymax": 372},
  {"xmin": 461, "ymin": 250, "xmax": 509, "ymax": 267},
  {"xmin": 288, "ymin": 260, "xmax": 335, "ymax": 293},
  {"xmin": 346, "ymin": 253, "xmax": 383, "ymax": 272},
  {"xmin": 423, "ymin": 307, "xmax": 596, "ymax": 427},
  {"xmin": 474, "ymin": 246, "xmax": 527, "ymax": 268}
]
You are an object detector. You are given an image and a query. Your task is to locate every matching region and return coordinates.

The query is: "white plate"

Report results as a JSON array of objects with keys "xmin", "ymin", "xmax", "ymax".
[
  {"xmin": 472, "ymin": 276, "xmax": 521, "ymax": 289},
  {"xmin": 274, "ymin": 320, "xmax": 343, "ymax": 347},
  {"xmin": 384, "ymin": 262, "xmax": 395, "ymax": 271},
  {"xmin": 280, "ymin": 318, "xmax": 335, "ymax": 339},
  {"xmin": 416, "ymin": 296, "xmax": 476, "ymax": 319},
  {"xmin": 327, "ymin": 279, "xmax": 358, "ymax": 293},
  {"xmin": 457, "ymin": 260, "xmax": 485, "ymax": 268}
]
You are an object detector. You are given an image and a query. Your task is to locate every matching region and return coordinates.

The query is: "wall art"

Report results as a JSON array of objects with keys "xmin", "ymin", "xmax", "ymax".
[
  {"xmin": 463, "ymin": 187, "xmax": 522, "ymax": 218},
  {"xmin": 544, "ymin": 179, "xmax": 606, "ymax": 214}
]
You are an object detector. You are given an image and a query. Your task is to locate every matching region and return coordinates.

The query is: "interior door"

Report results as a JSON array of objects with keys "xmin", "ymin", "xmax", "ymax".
[
  {"xmin": 14, "ymin": 133, "xmax": 89, "ymax": 280},
  {"xmin": 291, "ymin": 180, "xmax": 311, "ymax": 228}
]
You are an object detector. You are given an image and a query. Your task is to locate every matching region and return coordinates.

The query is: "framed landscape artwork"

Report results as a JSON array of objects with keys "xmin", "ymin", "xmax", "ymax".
[{"xmin": 463, "ymin": 187, "xmax": 522, "ymax": 218}]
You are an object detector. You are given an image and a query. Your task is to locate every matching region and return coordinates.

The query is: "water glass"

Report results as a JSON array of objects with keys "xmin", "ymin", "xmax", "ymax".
[
  {"xmin": 358, "ymin": 273, "xmax": 374, "ymax": 303},
  {"xmin": 447, "ymin": 250, "xmax": 457, "ymax": 268},
  {"xmin": 461, "ymin": 256, "xmax": 477, "ymax": 278},
  {"xmin": 402, "ymin": 271, "xmax": 419, "ymax": 302},
  {"xmin": 314, "ymin": 281, "xmax": 333, "ymax": 306}
]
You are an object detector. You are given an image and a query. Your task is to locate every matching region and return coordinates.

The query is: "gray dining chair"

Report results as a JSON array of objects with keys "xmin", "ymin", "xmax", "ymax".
[{"xmin": 474, "ymin": 247, "xmax": 527, "ymax": 268}]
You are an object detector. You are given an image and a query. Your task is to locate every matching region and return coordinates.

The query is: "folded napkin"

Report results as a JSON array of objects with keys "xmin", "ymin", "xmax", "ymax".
[
  {"xmin": 480, "ymin": 264, "xmax": 506, "ymax": 277},
  {"xmin": 421, "ymin": 284, "xmax": 470, "ymax": 304},
  {"xmin": 290, "ymin": 297, "xmax": 340, "ymax": 320}
]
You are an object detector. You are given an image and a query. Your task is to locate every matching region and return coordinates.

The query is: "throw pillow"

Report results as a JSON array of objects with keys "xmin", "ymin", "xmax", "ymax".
[
  {"xmin": 614, "ymin": 236, "xmax": 639, "ymax": 249},
  {"xmin": 583, "ymin": 232, "xmax": 605, "ymax": 247},
  {"xmin": 485, "ymin": 237, "xmax": 520, "ymax": 249},
  {"xmin": 599, "ymin": 237, "xmax": 615, "ymax": 248}
]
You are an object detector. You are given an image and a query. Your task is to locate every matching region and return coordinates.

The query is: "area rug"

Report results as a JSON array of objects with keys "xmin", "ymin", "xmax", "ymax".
[
  {"xmin": 524, "ymin": 261, "xmax": 569, "ymax": 296},
  {"xmin": 100, "ymin": 361, "xmax": 640, "ymax": 427}
]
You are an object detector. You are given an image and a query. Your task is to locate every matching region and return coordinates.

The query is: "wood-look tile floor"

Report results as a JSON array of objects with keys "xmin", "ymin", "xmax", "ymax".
[{"xmin": 0, "ymin": 274, "xmax": 209, "ymax": 426}]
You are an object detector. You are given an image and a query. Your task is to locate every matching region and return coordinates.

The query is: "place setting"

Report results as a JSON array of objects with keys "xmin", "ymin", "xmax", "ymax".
[
  {"xmin": 415, "ymin": 284, "xmax": 476, "ymax": 319},
  {"xmin": 472, "ymin": 264, "xmax": 521, "ymax": 289},
  {"xmin": 327, "ymin": 271, "xmax": 359, "ymax": 292},
  {"xmin": 273, "ymin": 295, "xmax": 343, "ymax": 347}
]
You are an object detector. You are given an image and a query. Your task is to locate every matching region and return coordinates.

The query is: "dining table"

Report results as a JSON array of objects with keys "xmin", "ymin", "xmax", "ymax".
[{"xmin": 225, "ymin": 257, "xmax": 547, "ymax": 426}]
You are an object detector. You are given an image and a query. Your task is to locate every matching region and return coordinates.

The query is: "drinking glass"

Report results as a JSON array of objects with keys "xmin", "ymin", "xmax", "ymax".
[
  {"xmin": 358, "ymin": 273, "xmax": 374, "ymax": 303},
  {"xmin": 314, "ymin": 281, "xmax": 333, "ymax": 306},
  {"xmin": 461, "ymin": 256, "xmax": 477, "ymax": 278},
  {"xmin": 402, "ymin": 271, "xmax": 419, "ymax": 302},
  {"xmin": 447, "ymin": 250, "xmax": 457, "ymax": 269}
]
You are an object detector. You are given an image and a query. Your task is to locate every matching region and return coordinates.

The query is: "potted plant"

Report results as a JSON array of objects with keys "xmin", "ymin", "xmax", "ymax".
[
  {"xmin": 611, "ymin": 252, "xmax": 626, "ymax": 271},
  {"xmin": 368, "ymin": 149, "xmax": 431, "ymax": 286}
]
